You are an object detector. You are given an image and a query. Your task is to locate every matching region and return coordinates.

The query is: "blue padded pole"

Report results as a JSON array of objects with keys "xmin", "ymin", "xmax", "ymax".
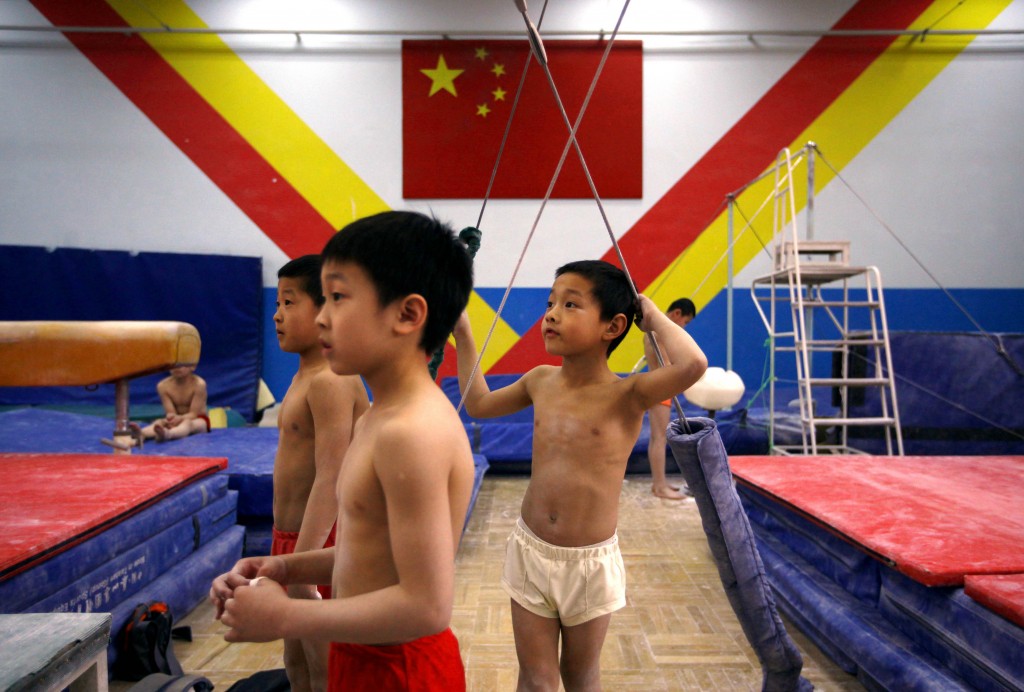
[{"xmin": 668, "ymin": 417, "xmax": 812, "ymax": 692}]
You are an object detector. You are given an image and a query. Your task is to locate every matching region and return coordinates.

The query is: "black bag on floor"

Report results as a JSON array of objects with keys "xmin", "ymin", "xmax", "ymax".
[{"xmin": 114, "ymin": 601, "xmax": 186, "ymax": 681}]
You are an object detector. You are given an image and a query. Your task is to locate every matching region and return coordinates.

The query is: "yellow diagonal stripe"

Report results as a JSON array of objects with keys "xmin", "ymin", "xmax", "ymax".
[
  {"xmin": 610, "ymin": 0, "xmax": 1011, "ymax": 373},
  {"xmin": 105, "ymin": 0, "xmax": 522, "ymax": 364},
  {"xmin": 106, "ymin": 0, "xmax": 389, "ymax": 228}
]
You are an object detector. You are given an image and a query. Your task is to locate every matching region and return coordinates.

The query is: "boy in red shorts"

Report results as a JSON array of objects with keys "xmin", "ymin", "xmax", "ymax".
[
  {"xmin": 269, "ymin": 254, "xmax": 370, "ymax": 691},
  {"xmin": 211, "ymin": 212, "xmax": 476, "ymax": 691}
]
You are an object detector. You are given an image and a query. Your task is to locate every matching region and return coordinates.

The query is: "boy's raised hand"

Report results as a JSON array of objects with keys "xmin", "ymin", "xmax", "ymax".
[{"xmin": 635, "ymin": 294, "xmax": 659, "ymax": 332}]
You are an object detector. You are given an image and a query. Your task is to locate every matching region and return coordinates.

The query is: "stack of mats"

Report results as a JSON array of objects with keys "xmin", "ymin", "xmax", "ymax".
[
  {"xmin": 0, "ymin": 407, "xmax": 490, "ymax": 558},
  {"xmin": 731, "ymin": 454, "xmax": 1024, "ymax": 690},
  {"xmin": 0, "ymin": 452, "xmax": 243, "ymax": 669}
]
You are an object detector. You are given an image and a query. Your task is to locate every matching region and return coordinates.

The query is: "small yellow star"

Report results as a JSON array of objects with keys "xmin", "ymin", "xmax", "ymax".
[
  {"xmin": 492, "ymin": 87, "xmax": 507, "ymax": 102},
  {"xmin": 421, "ymin": 54, "xmax": 464, "ymax": 97},
  {"xmin": 474, "ymin": 47, "xmax": 489, "ymax": 60},
  {"xmin": 476, "ymin": 103, "xmax": 491, "ymax": 117},
  {"xmin": 491, "ymin": 63, "xmax": 506, "ymax": 78}
]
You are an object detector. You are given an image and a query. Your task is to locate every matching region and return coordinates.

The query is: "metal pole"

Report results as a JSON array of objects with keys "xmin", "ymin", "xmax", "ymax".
[
  {"xmin": 727, "ymin": 195, "xmax": 735, "ymax": 373},
  {"xmin": 806, "ymin": 142, "xmax": 816, "ymax": 240}
]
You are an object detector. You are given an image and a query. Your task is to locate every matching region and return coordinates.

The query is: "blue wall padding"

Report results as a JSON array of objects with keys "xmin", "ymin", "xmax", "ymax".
[
  {"xmin": 847, "ymin": 331, "xmax": 1024, "ymax": 454},
  {"xmin": 0, "ymin": 245, "xmax": 263, "ymax": 421},
  {"xmin": 23, "ymin": 491, "xmax": 236, "ymax": 614},
  {"xmin": 0, "ymin": 474, "xmax": 228, "ymax": 613},
  {"xmin": 878, "ymin": 570, "xmax": 1024, "ymax": 692},
  {"xmin": 667, "ymin": 418, "xmax": 811, "ymax": 692},
  {"xmin": 740, "ymin": 487, "xmax": 881, "ymax": 605},
  {"xmin": 754, "ymin": 531, "xmax": 971, "ymax": 691},
  {"xmin": 107, "ymin": 525, "xmax": 244, "ymax": 669}
]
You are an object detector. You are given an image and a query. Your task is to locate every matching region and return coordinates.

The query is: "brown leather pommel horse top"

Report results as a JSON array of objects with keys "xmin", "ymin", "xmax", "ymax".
[
  {"xmin": 0, "ymin": 321, "xmax": 202, "ymax": 453},
  {"xmin": 0, "ymin": 321, "xmax": 200, "ymax": 387}
]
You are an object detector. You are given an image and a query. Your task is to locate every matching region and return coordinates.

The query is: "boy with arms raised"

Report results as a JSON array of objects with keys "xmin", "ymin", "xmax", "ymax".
[
  {"xmin": 270, "ymin": 255, "xmax": 370, "ymax": 691},
  {"xmin": 454, "ymin": 260, "xmax": 707, "ymax": 691},
  {"xmin": 211, "ymin": 212, "xmax": 476, "ymax": 691}
]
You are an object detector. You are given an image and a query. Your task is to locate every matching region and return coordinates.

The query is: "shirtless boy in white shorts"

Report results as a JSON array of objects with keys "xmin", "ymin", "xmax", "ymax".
[{"xmin": 455, "ymin": 260, "xmax": 707, "ymax": 690}]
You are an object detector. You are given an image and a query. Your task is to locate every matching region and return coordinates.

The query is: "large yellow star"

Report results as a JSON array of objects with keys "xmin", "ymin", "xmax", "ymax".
[{"xmin": 421, "ymin": 55, "xmax": 464, "ymax": 97}]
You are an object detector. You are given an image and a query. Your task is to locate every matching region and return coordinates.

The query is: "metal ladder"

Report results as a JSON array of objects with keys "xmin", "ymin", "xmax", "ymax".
[{"xmin": 750, "ymin": 149, "xmax": 904, "ymax": 455}]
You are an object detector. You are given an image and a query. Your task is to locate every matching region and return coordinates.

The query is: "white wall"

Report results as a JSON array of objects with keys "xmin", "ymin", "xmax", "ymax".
[{"xmin": 1, "ymin": 0, "xmax": 1021, "ymax": 299}]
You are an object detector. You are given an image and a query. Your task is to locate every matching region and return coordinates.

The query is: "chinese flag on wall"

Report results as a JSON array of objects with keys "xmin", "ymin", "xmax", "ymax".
[{"xmin": 402, "ymin": 40, "xmax": 642, "ymax": 199}]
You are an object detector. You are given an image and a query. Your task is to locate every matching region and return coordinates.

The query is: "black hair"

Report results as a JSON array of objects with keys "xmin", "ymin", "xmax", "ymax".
[
  {"xmin": 668, "ymin": 297, "xmax": 696, "ymax": 318},
  {"xmin": 278, "ymin": 254, "xmax": 324, "ymax": 306},
  {"xmin": 321, "ymin": 211, "xmax": 473, "ymax": 354},
  {"xmin": 554, "ymin": 260, "xmax": 636, "ymax": 356}
]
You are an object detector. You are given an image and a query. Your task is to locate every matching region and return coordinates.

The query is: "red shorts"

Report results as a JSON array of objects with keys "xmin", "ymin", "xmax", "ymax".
[
  {"xmin": 328, "ymin": 629, "xmax": 465, "ymax": 692},
  {"xmin": 197, "ymin": 413, "xmax": 211, "ymax": 432},
  {"xmin": 271, "ymin": 524, "xmax": 336, "ymax": 599}
]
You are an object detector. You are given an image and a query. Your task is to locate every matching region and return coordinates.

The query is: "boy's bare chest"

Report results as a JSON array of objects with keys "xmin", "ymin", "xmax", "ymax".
[
  {"xmin": 277, "ymin": 385, "xmax": 314, "ymax": 440},
  {"xmin": 532, "ymin": 383, "xmax": 639, "ymax": 452},
  {"xmin": 337, "ymin": 438, "xmax": 385, "ymax": 521},
  {"xmin": 164, "ymin": 382, "xmax": 195, "ymax": 410}
]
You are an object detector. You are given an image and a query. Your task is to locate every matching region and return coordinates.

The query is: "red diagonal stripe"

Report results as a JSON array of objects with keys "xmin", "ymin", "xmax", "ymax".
[
  {"xmin": 493, "ymin": 0, "xmax": 934, "ymax": 373},
  {"xmin": 29, "ymin": 0, "xmax": 336, "ymax": 259}
]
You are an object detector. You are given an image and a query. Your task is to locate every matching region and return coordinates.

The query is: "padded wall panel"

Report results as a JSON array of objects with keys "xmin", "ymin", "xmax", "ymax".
[
  {"xmin": 0, "ymin": 245, "xmax": 263, "ymax": 421},
  {"xmin": 847, "ymin": 331, "xmax": 1024, "ymax": 455}
]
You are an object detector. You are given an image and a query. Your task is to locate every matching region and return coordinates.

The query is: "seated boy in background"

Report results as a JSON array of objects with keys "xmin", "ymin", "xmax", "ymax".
[
  {"xmin": 269, "ymin": 254, "xmax": 370, "ymax": 691},
  {"xmin": 138, "ymin": 363, "xmax": 209, "ymax": 443},
  {"xmin": 453, "ymin": 260, "xmax": 707, "ymax": 691},
  {"xmin": 211, "ymin": 212, "xmax": 476, "ymax": 691}
]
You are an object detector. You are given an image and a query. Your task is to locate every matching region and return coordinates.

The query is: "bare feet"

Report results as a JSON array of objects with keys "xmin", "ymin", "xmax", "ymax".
[
  {"xmin": 653, "ymin": 485, "xmax": 686, "ymax": 500},
  {"xmin": 154, "ymin": 422, "xmax": 168, "ymax": 442}
]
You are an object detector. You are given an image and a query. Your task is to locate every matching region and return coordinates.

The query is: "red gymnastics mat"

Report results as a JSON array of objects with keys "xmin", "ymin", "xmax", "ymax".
[
  {"xmin": 730, "ymin": 455, "xmax": 1024, "ymax": 586},
  {"xmin": 0, "ymin": 453, "xmax": 226, "ymax": 580},
  {"xmin": 964, "ymin": 573, "xmax": 1024, "ymax": 628}
]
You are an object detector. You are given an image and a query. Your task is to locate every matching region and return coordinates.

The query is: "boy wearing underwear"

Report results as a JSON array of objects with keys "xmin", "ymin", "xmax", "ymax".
[
  {"xmin": 137, "ymin": 364, "xmax": 209, "ymax": 443},
  {"xmin": 644, "ymin": 297, "xmax": 697, "ymax": 500},
  {"xmin": 453, "ymin": 260, "xmax": 707, "ymax": 690},
  {"xmin": 269, "ymin": 255, "xmax": 370, "ymax": 691},
  {"xmin": 211, "ymin": 212, "xmax": 476, "ymax": 691}
]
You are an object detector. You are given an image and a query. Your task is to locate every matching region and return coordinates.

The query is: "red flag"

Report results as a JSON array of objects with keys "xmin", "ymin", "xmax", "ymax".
[{"xmin": 402, "ymin": 40, "xmax": 642, "ymax": 199}]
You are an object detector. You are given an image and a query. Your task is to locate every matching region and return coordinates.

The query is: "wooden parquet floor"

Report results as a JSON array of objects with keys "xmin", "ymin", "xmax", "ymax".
[{"xmin": 151, "ymin": 475, "xmax": 865, "ymax": 691}]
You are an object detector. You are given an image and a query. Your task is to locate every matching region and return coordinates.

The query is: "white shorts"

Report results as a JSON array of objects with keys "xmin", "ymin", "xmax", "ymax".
[{"xmin": 501, "ymin": 517, "xmax": 627, "ymax": 627}]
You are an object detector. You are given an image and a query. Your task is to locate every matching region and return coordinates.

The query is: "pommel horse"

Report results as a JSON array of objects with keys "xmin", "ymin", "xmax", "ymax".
[{"xmin": 0, "ymin": 321, "xmax": 201, "ymax": 454}]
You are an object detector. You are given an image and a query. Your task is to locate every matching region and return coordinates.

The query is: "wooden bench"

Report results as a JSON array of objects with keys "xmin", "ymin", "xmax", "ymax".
[
  {"xmin": 0, "ymin": 612, "xmax": 111, "ymax": 691},
  {"xmin": 0, "ymin": 321, "xmax": 201, "ymax": 453}
]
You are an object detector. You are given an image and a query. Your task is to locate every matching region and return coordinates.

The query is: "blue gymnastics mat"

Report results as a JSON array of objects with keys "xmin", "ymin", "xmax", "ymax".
[{"xmin": 1, "ymin": 474, "xmax": 231, "ymax": 614}]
